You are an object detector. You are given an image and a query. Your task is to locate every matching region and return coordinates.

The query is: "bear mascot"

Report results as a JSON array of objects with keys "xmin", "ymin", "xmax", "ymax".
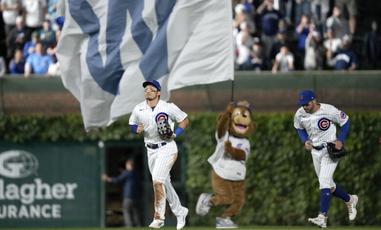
[{"xmin": 196, "ymin": 100, "xmax": 255, "ymax": 228}]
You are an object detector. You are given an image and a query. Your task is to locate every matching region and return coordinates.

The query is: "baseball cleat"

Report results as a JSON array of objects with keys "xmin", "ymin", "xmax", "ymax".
[
  {"xmin": 216, "ymin": 217, "xmax": 238, "ymax": 229},
  {"xmin": 195, "ymin": 193, "xmax": 212, "ymax": 216},
  {"xmin": 176, "ymin": 207, "xmax": 188, "ymax": 229},
  {"xmin": 308, "ymin": 214, "xmax": 327, "ymax": 228},
  {"xmin": 149, "ymin": 219, "xmax": 164, "ymax": 229},
  {"xmin": 346, "ymin": 194, "xmax": 358, "ymax": 221}
]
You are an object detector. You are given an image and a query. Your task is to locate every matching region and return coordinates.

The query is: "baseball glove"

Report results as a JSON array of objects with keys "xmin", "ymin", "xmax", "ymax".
[
  {"xmin": 157, "ymin": 118, "xmax": 173, "ymax": 140},
  {"xmin": 327, "ymin": 142, "xmax": 347, "ymax": 159}
]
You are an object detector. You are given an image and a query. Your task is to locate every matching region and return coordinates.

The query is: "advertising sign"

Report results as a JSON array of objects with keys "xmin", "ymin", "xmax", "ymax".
[{"xmin": 0, "ymin": 143, "xmax": 103, "ymax": 227}]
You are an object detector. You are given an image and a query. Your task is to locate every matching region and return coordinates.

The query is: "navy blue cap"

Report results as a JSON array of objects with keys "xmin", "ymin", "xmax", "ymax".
[
  {"xmin": 298, "ymin": 90, "xmax": 315, "ymax": 105},
  {"xmin": 143, "ymin": 80, "xmax": 161, "ymax": 91}
]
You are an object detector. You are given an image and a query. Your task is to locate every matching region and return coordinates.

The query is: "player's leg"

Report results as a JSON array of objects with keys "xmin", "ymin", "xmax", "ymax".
[
  {"xmin": 308, "ymin": 151, "xmax": 328, "ymax": 228},
  {"xmin": 318, "ymin": 154, "xmax": 338, "ymax": 216}
]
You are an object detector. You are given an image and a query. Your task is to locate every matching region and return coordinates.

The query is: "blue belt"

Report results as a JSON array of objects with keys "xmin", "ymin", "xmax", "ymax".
[{"xmin": 146, "ymin": 142, "xmax": 167, "ymax": 149}]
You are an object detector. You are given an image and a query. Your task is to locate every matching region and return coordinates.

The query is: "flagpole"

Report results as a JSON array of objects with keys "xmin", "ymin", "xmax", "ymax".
[{"xmin": 230, "ymin": 79, "xmax": 235, "ymax": 102}]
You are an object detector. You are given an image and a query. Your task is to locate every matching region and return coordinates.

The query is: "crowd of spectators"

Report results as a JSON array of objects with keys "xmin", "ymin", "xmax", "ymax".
[
  {"xmin": 0, "ymin": 0, "xmax": 61, "ymax": 77},
  {"xmin": 0, "ymin": 0, "xmax": 380, "ymax": 77},
  {"xmin": 232, "ymin": 0, "xmax": 381, "ymax": 72}
]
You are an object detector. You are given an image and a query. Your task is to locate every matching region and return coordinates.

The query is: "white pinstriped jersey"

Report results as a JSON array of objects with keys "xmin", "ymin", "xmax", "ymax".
[
  {"xmin": 294, "ymin": 103, "xmax": 349, "ymax": 146},
  {"xmin": 129, "ymin": 100, "xmax": 188, "ymax": 144},
  {"xmin": 208, "ymin": 132, "xmax": 251, "ymax": 181}
]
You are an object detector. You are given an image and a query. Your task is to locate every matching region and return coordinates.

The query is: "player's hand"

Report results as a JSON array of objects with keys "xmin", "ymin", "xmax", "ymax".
[
  {"xmin": 136, "ymin": 123, "xmax": 144, "ymax": 134},
  {"xmin": 334, "ymin": 140, "xmax": 343, "ymax": 150},
  {"xmin": 304, "ymin": 140, "xmax": 313, "ymax": 150}
]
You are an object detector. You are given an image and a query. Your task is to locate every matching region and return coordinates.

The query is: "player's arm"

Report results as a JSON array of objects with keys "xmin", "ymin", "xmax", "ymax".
[
  {"xmin": 336, "ymin": 120, "xmax": 350, "ymax": 150},
  {"xmin": 174, "ymin": 117, "xmax": 189, "ymax": 138},
  {"xmin": 129, "ymin": 107, "xmax": 144, "ymax": 134},
  {"xmin": 130, "ymin": 124, "xmax": 144, "ymax": 134},
  {"xmin": 296, "ymin": 128, "xmax": 313, "ymax": 150}
]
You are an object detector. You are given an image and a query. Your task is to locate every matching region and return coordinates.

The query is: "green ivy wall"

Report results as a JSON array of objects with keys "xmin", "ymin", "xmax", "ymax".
[{"xmin": 0, "ymin": 112, "xmax": 380, "ymax": 226}]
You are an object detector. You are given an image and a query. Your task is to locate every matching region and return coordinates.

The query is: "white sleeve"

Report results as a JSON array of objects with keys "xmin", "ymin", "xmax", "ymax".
[
  {"xmin": 330, "ymin": 106, "xmax": 349, "ymax": 126},
  {"xmin": 293, "ymin": 111, "xmax": 303, "ymax": 129},
  {"xmin": 169, "ymin": 103, "xmax": 187, "ymax": 122},
  {"xmin": 128, "ymin": 107, "xmax": 139, "ymax": 125}
]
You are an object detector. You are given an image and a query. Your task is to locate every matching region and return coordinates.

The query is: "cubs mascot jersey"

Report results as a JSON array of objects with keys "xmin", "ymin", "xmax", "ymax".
[
  {"xmin": 294, "ymin": 103, "xmax": 349, "ymax": 146},
  {"xmin": 129, "ymin": 100, "xmax": 187, "ymax": 144},
  {"xmin": 208, "ymin": 132, "xmax": 251, "ymax": 181}
]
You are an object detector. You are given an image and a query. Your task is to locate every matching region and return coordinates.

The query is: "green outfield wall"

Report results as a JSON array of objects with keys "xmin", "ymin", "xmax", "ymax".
[{"xmin": 1, "ymin": 71, "xmax": 380, "ymax": 115}]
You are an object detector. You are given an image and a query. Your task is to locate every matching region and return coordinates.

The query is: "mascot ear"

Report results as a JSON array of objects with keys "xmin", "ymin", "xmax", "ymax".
[{"xmin": 236, "ymin": 100, "xmax": 252, "ymax": 113}]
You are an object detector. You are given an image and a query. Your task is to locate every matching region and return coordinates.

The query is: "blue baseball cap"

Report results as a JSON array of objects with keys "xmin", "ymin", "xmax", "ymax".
[
  {"xmin": 298, "ymin": 90, "xmax": 315, "ymax": 105},
  {"xmin": 142, "ymin": 80, "xmax": 161, "ymax": 91}
]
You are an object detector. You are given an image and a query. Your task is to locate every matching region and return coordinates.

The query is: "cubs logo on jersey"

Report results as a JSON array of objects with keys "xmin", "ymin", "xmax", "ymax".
[
  {"xmin": 155, "ymin": 112, "xmax": 169, "ymax": 123},
  {"xmin": 318, "ymin": 118, "xmax": 331, "ymax": 131}
]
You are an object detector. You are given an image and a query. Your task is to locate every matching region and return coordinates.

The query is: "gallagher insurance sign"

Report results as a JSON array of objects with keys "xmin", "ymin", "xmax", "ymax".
[{"xmin": 0, "ymin": 143, "xmax": 103, "ymax": 227}]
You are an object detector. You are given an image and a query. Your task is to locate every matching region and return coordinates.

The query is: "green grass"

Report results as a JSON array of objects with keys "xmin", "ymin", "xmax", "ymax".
[{"xmin": 6, "ymin": 227, "xmax": 381, "ymax": 230}]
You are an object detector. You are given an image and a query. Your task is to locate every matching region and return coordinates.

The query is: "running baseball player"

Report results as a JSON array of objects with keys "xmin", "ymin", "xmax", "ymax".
[
  {"xmin": 129, "ymin": 80, "xmax": 189, "ymax": 229},
  {"xmin": 294, "ymin": 90, "xmax": 358, "ymax": 228}
]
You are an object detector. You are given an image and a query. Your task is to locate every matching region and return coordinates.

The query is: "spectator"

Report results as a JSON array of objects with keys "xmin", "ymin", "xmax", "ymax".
[
  {"xmin": 310, "ymin": 0, "xmax": 330, "ymax": 33},
  {"xmin": 335, "ymin": 0, "xmax": 357, "ymax": 35},
  {"xmin": 1, "ymin": 0, "xmax": 21, "ymax": 34},
  {"xmin": 24, "ymin": 42, "xmax": 53, "ymax": 77},
  {"xmin": 295, "ymin": 15, "xmax": 310, "ymax": 68},
  {"xmin": 8, "ymin": 48, "xmax": 25, "ymax": 74},
  {"xmin": 235, "ymin": 22, "xmax": 254, "ymax": 70},
  {"xmin": 363, "ymin": 20, "xmax": 381, "ymax": 69},
  {"xmin": 326, "ymin": 6, "xmax": 350, "ymax": 39},
  {"xmin": 23, "ymin": 31, "xmax": 40, "ymax": 59},
  {"xmin": 249, "ymin": 37, "xmax": 264, "ymax": 71},
  {"xmin": 272, "ymin": 44, "xmax": 294, "ymax": 73},
  {"xmin": 39, "ymin": 19, "xmax": 56, "ymax": 48},
  {"xmin": 270, "ymin": 30, "xmax": 288, "ymax": 63},
  {"xmin": 5, "ymin": 15, "xmax": 25, "ymax": 60},
  {"xmin": 102, "ymin": 158, "xmax": 141, "ymax": 227},
  {"xmin": 257, "ymin": 0, "xmax": 283, "ymax": 68},
  {"xmin": 22, "ymin": 0, "xmax": 47, "ymax": 41},
  {"xmin": 294, "ymin": 0, "xmax": 311, "ymax": 25},
  {"xmin": 327, "ymin": 35, "xmax": 358, "ymax": 71},
  {"xmin": 324, "ymin": 29, "xmax": 343, "ymax": 56},
  {"xmin": 304, "ymin": 22, "xmax": 323, "ymax": 70}
]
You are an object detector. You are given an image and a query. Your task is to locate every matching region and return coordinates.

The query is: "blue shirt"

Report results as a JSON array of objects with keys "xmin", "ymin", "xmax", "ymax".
[
  {"xmin": 334, "ymin": 49, "xmax": 358, "ymax": 70},
  {"xmin": 26, "ymin": 53, "xmax": 53, "ymax": 74},
  {"xmin": 261, "ymin": 9, "xmax": 282, "ymax": 36},
  {"xmin": 111, "ymin": 170, "xmax": 139, "ymax": 199}
]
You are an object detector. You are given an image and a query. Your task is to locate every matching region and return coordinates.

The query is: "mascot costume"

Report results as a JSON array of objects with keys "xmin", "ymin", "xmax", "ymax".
[{"xmin": 196, "ymin": 101, "xmax": 255, "ymax": 228}]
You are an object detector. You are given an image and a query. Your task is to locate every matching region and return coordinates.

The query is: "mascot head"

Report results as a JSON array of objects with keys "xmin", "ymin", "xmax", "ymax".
[{"xmin": 229, "ymin": 100, "xmax": 255, "ymax": 138}]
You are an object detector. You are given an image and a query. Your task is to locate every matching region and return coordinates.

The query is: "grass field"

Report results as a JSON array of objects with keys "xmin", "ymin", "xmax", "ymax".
[{"xmin": 6, "ymin": 227, "xmax": 381, "ymax": 230}]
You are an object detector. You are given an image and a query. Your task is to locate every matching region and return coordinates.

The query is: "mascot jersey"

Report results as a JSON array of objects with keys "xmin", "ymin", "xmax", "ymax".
[{"xmin": 208, "ymin": 132, "xmax": 251, "ymax": 181}]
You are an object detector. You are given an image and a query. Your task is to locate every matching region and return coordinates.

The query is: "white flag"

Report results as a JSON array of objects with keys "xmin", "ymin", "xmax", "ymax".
[{"xmin": 56, "ymin": 0, "xmax": 234, "ymax": 130}]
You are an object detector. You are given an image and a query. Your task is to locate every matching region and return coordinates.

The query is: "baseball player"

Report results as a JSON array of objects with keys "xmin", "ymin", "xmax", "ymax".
[
  {"xmin": 129, "ymin": 80, "xmax": 189, "ymax": 229},
  {"xmin": 294, "ymin": 90, "xmax": 358, "ymax": 228}
]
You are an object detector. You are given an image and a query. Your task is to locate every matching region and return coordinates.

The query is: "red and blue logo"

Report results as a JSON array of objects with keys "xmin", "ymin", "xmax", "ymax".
[
  {"xmin": 318, "ymin": 118, "xmax": 331, "ymax": 131},
  {"xmin": 155, "ymin": 112, "xmax": 169, "ymax": 123}
]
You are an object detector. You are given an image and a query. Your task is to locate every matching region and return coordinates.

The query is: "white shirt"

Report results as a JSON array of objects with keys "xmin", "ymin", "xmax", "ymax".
[
  {"xmin": 275, "ymin": 52, "xmax": 294, "ymax": 72},
  {"xmin": 129, "ymin": 100, "xmax": 187, "ymax": 144},
  {"xmin": 294, "ymin": 103, "xmax": 349, "ymax": 146},
  {"xmin": 1, "ymin": 0, "xmax": 19, "ymax": 25},
  {"xmin": 22, "ymin": 0, "xmax": 46, "ymax": 28},
  {"xmin": 208, "ymin": 132, "xmax": 251, "ymax": 181}
]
